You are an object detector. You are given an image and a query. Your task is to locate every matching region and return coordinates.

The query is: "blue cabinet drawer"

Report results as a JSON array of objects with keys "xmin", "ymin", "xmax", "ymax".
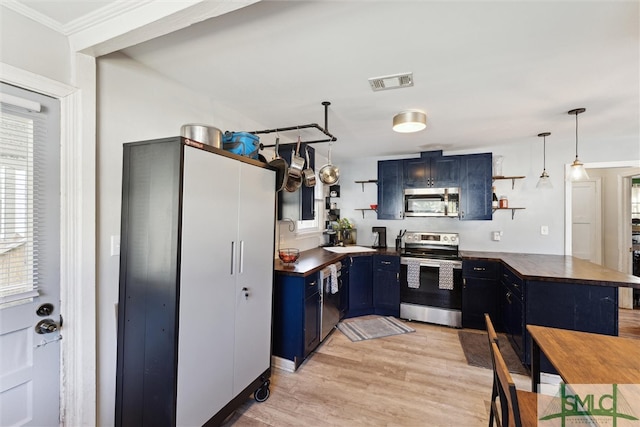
[
  {"xmin": 501, "ymin": 266, "xmax": 523, "ymax": 298},
  {"xmin": 463, "ymin": 260, "xmax": 500, "ymax": 279},
  {"xmin": 305, "ymin": 273, "xmax": 320, "ymax": 298},
  {"xmin": 374, "ymin": 254, "xmax": 400, "ymax": 272}
]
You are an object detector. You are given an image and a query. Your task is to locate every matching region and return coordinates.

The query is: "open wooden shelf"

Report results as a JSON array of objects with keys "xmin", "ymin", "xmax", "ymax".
[
  {"xmin": 492, "ymin": 207, "xmax": 525, "ymax": 220},
  {"xmin": 354, "ymin": 208, "xmax": 377, "ymax": 218},
  {"xmin": 492, "ymin": 176, "xmax": 525, "ymax": 189},
  {"xmin": 354, "ymin": 180, "xmax": 378, "ymax": 191}
]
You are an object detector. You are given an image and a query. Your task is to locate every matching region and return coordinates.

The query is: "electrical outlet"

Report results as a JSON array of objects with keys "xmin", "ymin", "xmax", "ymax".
[
  {"xmin": 492, "ymin": 231, "xmax": 502, "ymax": 241},
  {"xmin": 541, "ymin": 225, "xmax": 549, "ymax": 235}
]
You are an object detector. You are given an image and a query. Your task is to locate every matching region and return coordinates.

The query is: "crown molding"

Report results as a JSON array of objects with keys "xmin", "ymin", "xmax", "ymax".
[
  {"xmin": 2, "ymin": 0, "xmax": 66, "ymax": 34},
  {"xmin": 62, "ymin": 1, "xmax": 153, "ymax": 35},
  {"xmin": 1, "ymin": 0, "xmax": 152, "ymax": 36}
]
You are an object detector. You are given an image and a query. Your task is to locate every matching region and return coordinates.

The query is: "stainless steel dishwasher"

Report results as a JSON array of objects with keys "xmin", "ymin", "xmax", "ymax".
[{"xmin": 319, "ymin": 261, "xmax": 342, "ymax": 341}]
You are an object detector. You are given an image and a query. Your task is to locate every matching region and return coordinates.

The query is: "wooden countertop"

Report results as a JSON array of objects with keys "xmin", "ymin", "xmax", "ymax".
[
  {"xmin": 275, "ymin": 246, "xmax": 640, "ymax": 287},
  {"xmin": 461, "ymin": 250, "xmax": 640, "ymax": 288},
  {"xmin": 275, "ymin": 247, "xmax": 399, "ymax": 277}
]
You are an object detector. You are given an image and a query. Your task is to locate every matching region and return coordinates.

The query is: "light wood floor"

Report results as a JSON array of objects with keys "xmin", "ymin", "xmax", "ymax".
[{"xmin": 224, "ymin": 309, "xmax": 640, "ymax": 426}]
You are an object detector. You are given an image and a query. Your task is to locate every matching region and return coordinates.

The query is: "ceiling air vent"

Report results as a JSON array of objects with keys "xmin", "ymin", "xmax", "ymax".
[{"xmin": 368, "ymin": 72, "xmax": 414, "ymax": 92}]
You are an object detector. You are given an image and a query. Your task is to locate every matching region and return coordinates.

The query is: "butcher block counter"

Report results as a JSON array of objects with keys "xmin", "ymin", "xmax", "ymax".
[
  {"xmin": 275, "ymin": 246, "xmax": 399, "ymax": 276},
  {"xmin": 461, "ymin": 251, "xmax": 640, "ymax": 288}
]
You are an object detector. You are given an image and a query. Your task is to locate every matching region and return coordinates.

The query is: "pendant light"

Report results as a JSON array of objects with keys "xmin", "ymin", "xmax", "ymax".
[
  {"xmin": 392, "ymin": 110, "xmax": 427, "ymax": 133},
  {"xmin": 568, "ymin": 108, "xmax": 589, "ymax": 181},
  {"xmin": 536, "ymin": 132, "xmax": 552, "ymax": 189}
]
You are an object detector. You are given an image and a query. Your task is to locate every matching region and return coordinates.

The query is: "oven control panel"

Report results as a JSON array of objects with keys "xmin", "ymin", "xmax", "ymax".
[{"xmin": 404, "ymin": 231, "xmax": 458, "ymax": 246}]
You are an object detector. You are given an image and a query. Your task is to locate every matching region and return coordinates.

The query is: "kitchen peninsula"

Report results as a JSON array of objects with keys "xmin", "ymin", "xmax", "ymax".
[{"xmin": 273, "ymin": 247, "xmax": 640, "ymax": 371}]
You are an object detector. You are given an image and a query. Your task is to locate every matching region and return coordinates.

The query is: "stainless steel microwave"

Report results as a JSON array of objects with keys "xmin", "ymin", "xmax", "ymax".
[{"xmin": 404, "ymin": 188, "xmax": 460, "ymax": 217}]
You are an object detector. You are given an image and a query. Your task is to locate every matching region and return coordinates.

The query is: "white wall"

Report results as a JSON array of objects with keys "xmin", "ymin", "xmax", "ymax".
[
  {"xmin": 0, "ymin": 6, "xmax": 71, "ymax": 84},
  {"xmin": 96, "ymin": 52, "xmax": 272, "ymax": 426}
]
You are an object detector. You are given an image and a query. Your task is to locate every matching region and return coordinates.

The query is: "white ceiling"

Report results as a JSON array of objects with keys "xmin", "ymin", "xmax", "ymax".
[{"xmin": 9, "ymin": 0, "xmax": 640, "ymax": 162}]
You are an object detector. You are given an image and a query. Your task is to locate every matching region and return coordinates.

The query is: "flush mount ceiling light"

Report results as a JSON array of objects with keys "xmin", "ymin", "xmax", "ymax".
[
  {"xmin": 568, "ymin": 108, "xmax": 589, "ymax": 181},
  {"xmin": 536, "ymin": 132, "xmax": 552, "ymax": 189},
  {"xmin": 392, "ymin": 110, "xmax": 427, "ymax": 133}
]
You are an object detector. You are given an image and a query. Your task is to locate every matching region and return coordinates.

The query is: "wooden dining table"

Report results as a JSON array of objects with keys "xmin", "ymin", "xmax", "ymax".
[{"xmin": 528, "ymin": 325, "xmax": 640, "ymax": 392}]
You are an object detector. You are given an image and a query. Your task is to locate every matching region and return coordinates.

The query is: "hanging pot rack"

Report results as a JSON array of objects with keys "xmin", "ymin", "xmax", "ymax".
[{"xmin": 253, "ymin": 101, "xmax": 337, "ymax": 148}]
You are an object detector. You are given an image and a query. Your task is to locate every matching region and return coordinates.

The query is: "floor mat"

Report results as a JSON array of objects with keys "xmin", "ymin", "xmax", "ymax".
[
  {"xmin": 337, "ymin": 316, "xmax": 415, "ymax": 342},
  {"xmin": 458, "ymin": 330, "xmax": 529, "ymax": 375}
]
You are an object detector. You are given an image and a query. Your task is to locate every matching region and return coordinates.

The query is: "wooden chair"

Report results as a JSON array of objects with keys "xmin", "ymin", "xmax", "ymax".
[
  {"xmin": 484, "ymin": 313, "xmax": 500, "ymax": 427},
  {"xmin": 489, "ymin": 340, "xmax": 538, "ymax": 427}
]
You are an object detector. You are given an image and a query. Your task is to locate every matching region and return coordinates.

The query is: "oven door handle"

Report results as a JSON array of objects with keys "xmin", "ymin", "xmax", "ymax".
[{"xmin": 400, "ymin": 258, "xmax": 462, "ymax": 269}]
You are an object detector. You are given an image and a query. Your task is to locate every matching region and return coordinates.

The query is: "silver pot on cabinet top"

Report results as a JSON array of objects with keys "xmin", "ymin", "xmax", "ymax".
[{"xmin": 181, "ymin": 124, "xmax": 222, "ymax": 148}]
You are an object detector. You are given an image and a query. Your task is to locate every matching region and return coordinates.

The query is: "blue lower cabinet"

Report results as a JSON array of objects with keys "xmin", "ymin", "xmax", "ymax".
[
  {"xmin": 525, "ymin": 280, "xmax": 617, "ymax": 370},
  {"xmin": 347, "ymin": 255, "xmax": 373, "ymax": 317},
  {"xmin": 462, "ymin": 260, "xmax": 501, "ymax": 330},
  {"xmin": 339, "ymin": 259, "xmax": 350, "ymax": 318},
  {"xmin": 273, "ymin": 272, "xmax": 320, "ymax": 368},
  {"xmin": 373, "ymin": 255, "xmax": 400, "ymax": 317},
  {"xmin": 346, "ymin": 254, "xmax": 400, "ymax": 318}
]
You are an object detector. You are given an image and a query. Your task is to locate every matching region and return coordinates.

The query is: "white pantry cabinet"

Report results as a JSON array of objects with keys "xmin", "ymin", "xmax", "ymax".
[{"xmin": 115, "ymin": 137, "xmax": 275, "ymax": 427}]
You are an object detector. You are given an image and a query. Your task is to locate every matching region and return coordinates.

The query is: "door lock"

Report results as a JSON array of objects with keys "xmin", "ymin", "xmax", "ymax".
[
  {"xmin": 36, "ymin": 303, "xmax": 54, "ymax": 316},
  {"xmin": 35, "ymin": 318, "xmax": 59, "ymax": 334}
]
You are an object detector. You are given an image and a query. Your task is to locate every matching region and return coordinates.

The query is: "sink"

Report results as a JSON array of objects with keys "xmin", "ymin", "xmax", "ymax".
[{"xmin": 323, "ymin": 246, "xmax": 376, "ymax": 253}]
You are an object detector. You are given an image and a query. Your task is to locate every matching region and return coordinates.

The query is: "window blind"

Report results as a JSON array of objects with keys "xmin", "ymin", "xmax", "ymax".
[{"xmin": 0, "ymin": 97, "xmax": 44, "ymax": 305}]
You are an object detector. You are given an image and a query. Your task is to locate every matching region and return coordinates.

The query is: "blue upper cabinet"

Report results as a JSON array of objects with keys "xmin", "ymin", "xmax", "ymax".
[
  {"xmin": 404, "ymin": 155, "xmax": 459, "ymax": 188},
  {"xmin": 377, "ymin": 159, "xmax": 404, "ymax": 220},
  {"xmin": 378, "ymin": 152, "xmax": 491, "ymax": 221},
  {"xmin": 458, "ymin": 153, "xmax": 492, "ymax": 220}
]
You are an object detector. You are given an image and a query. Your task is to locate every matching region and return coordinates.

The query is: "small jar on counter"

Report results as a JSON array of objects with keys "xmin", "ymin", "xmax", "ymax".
[{"xmin": 499, "ymin": 196, "xmax": 508, "ymax": 208}]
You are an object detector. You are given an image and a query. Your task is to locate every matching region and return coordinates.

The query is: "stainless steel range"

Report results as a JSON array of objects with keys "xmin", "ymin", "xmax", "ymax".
[{"xmin": 399, "ymin": 231, "xmax": 463, "ymax": 328}]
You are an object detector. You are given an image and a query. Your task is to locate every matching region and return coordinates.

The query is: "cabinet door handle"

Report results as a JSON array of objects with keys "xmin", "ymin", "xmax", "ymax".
[
  {"xmin": 309, "ymin": 281, "xmax": 317, "ymax": 287},
  {"xmin": 239, "ymin": 240, "xmax": 244, "ymax": 274},
  {"xmin": 473, "ymin": 267, "xmax": 486, "ymax": 271},
  {"xmin": 512, "ymin": 283, "xmax": 520, "ymax": 289},
  {"xmin": 506, "ymin": 291, "xmax": 512, "ymax": 304},
  {"xmin": 230, "ymin": 241, "xmax": 236, "ymax": 275},
  {"xmin": 381, "ymin": 261, "xmax": 391, "ymax": 265}
]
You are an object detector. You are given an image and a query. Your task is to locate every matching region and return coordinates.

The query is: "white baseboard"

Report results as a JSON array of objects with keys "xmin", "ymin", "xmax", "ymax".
[{"xmin": 271, "ymin": 356, "xmax": 296, "ymax": 373}]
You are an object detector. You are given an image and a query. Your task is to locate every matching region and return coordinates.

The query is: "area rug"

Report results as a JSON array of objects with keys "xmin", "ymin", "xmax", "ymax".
[
  {"xmin": 458, "ymin": 330, "xmax": 529, "ymax": 375},
  {"xmin": 337, "ymin": 316, "xmax": 415, "ymax": 342}
]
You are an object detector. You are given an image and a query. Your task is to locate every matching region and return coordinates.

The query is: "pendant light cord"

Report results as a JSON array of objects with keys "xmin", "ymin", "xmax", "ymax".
[
  {"xmin": 575, "ymin": 111, "xmax": 579, "ymax": 161},
  {"xmin": 543, "ymin": 135, "xmax": 547, "ymax": 171}
]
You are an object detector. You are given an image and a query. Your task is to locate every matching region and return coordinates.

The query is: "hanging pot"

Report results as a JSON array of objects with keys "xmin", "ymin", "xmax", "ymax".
[
  {"xmin": 319, "ymin": 142, "xmax": 340, "ymax": 185},
  {"xmin": 302, "ymin": 146, "xmax": 316, "ymax": 187},
  {"xmin": 288, "ymin": 136, "xmax": 305, "ymax": 178},
  {"xmin": 284, "ymin": 174, "xmax": 302, "ymax": 192},
  {"xmin": 268, "ymin": 137, "xmax": 288, "ymax": 192}
]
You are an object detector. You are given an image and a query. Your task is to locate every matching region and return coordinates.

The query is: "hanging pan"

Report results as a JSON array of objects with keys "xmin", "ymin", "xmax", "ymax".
[
  {"xmin": 302, "ymin": 146, "xmax": 316, "ymax": 187},
  {"xmin": 319, "ymin": 142, "xmax": 340, "ymax": 185},
  {"xmin": 288, "ymin": 135, "xmax": 305, "ymax": 178},
  {"xmin": 268, "ymin": 137, "xmax": 287, "ymax": 192}
]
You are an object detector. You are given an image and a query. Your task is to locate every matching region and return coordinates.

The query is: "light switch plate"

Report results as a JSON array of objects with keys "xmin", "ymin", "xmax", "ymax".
[{"xmin": 110, "ymin": 235, "xmax": 121, "ymax": 256}]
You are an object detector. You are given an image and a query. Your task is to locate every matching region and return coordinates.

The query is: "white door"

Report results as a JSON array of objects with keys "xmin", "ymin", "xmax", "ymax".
[
  {"xmin": 233, "ymin": 161, "xmax": 275, "ymax": 394},
  {"xmin": 572, "ymin": 179, "xmax": 602, "ymax": 264},
  {"xmin": 176, "ymin": 146, "xmax": 237, "ymax": 426},
  {"xmin": 0, "ymin": 84, "xmax": 61, "ymax": 426}
]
